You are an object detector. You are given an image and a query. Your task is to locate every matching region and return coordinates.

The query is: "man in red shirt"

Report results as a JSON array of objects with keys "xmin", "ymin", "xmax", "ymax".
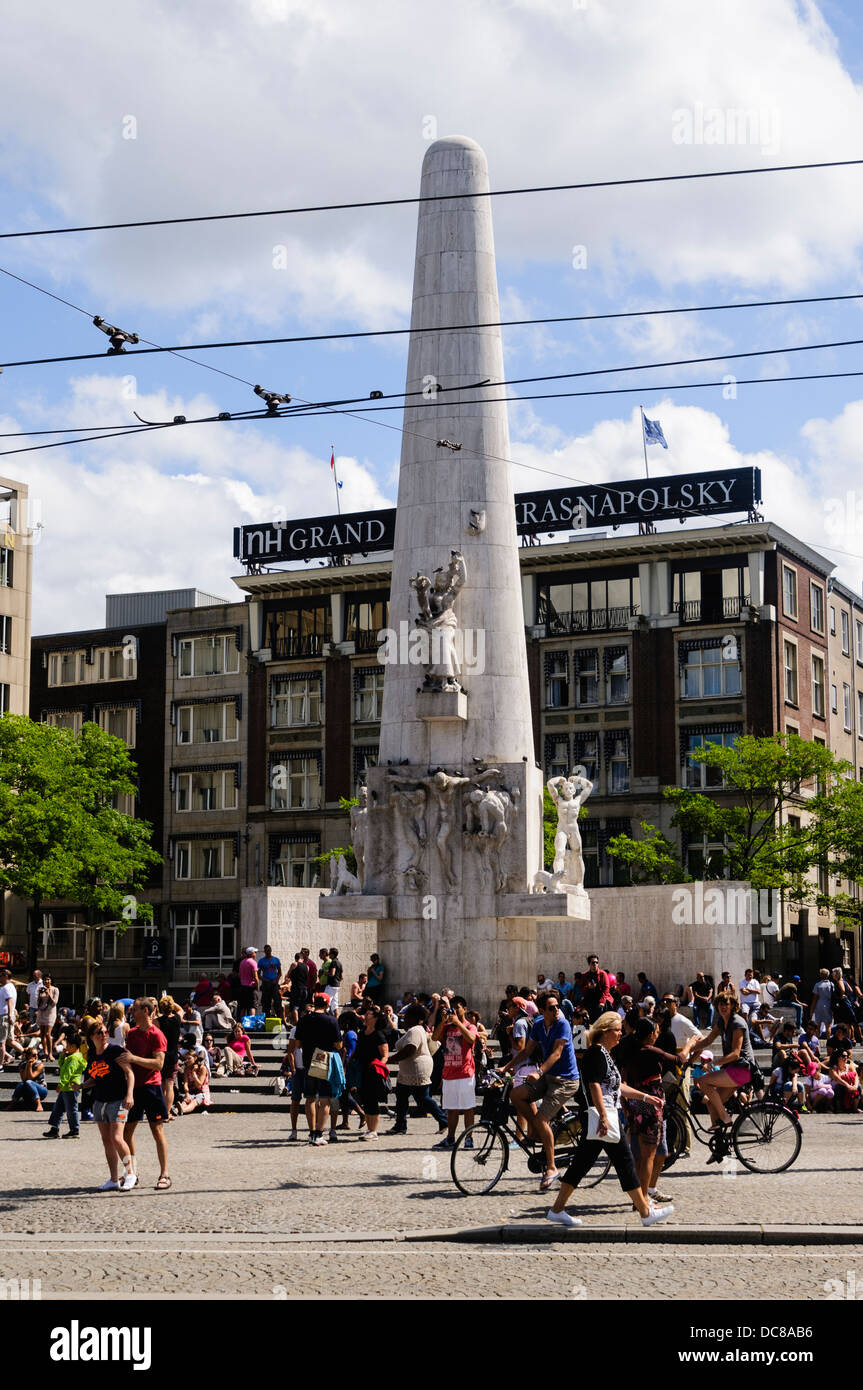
[
  {"xmin": 301, "ymin": 947, "xmax": 318, "ymax": 994},
  {"xmin": 580, "ymin": 954, "xmax": 613, "ymax": 1022},
  {"xmin": 123, "ymin": 997, "xmax": 171, "ymax": 1190}
]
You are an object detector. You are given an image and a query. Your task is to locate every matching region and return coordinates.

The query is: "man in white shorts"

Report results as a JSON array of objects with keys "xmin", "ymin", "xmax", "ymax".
[
  {"xmin": 0, "ymin": 969, "xmax": 18, "ymax": 1066},
  {"xmin": 432, "ymin": 997, "xmax": 478, "ymax": 1150}
]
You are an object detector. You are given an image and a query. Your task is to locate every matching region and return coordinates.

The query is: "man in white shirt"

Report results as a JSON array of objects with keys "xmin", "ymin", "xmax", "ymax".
[
  {"xmin": 0, "ymin": 969, "xmax": 18, "ymax": 1065},
  {"xmin": 738, "ymin": 969, "xmax": 761, "ymax": 1018},
  {"xmin": 760, "ymin": 972, "xmax": 779, "ymax": 1008},
  {"xmin": 661, "ymin": 994, "xmax": 705, "ymax": 1157},
  {"xmin": 26, "ymin": 970, "xmax": 43, "ymax": 1024}
]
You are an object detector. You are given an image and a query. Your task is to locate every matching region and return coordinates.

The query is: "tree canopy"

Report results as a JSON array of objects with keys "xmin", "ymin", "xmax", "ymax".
[{"xmin": 0, "ymin": 716, "xmax": 162, "ymax": 963}]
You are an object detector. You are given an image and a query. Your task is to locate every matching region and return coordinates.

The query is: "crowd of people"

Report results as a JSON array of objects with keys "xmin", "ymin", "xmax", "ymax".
[{"xmin": 1, "ymin": 950, "xmax": 859, "ymax": 1209}]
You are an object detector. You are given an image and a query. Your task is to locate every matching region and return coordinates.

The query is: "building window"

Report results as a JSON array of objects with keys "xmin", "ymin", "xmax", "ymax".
[
  {"xmin": 782, "ymin": 566, "xmax": 798, "ymax": 619},
  {"xmin": 608, "ymin": 737, "xmax": 630, "ymax": 794},
  {"xmin": 841, "ymin": 610, "xmax": 850, "ymax": 656},
  {"xmin": 0, "ymin": 684, "xmax": 8, "ymax": 714},
  {"xmin": 269, "ymin": 754, "xmax": 322, "ymax": 811},
  {"xmin": 573, "ymin": 735, "xmax": 599, "ymax": 786},
  {"xmin": 353, "ymin": 745, "xmax": 378, "ymax": 786},
  {"xmin": 176, "ymin": 770, "xmax": 238, "ymax": 812},
  {"xmin": 111, "ymin": 790, "xmax": 136, "ymax": 817},
  {"xmin": 269, "ymin": 837, "xmax": 320, "ymax": 887},
  {"xmin": 37, "ymin": 914, "xmax": 87, "ymax": 961},
  {"xmin": 42, "ymin": 709, "xmax": 83, "ymax": 734},
  {"xmin": 48, "ymin": 650, "xmax": 86, "ymax": 687},
  {"xmin": 265, "ymin": 603, "xmax": 331, "ymax": 659},
  {"xmin": 544, "ymin": 653, "xmax": 569, "ymax": 709},
  {"xmin": 683, "ymin": 731, "xmax": 738, "ymax": 789},
  {"xmin": 545, "ymin": 736, "xmax": 570, "ymax": 779},
  {"xmin": 0, "ymin": 615, "xmax": 10, "ymax": 655},
  {"xmin": 810, "ymin": 583, "xmax": 825, "ymax": 634},
  {"xmin": 96, "ymin": 644, "xmax": 136, "ymax": 681},
  {"xmin": 173, "ymin": 839, "xmax": 236, "ymax": 880},
  {"xmin": 98, "ymin": 706, "xmax": 136, "ymax": 748},
  {"xmin": 844, "ymin": 683, "xmax": 852, "ymax": 732},
  {"xmin": 582, "ymin": 825, "xmax": 599, "ymax": 888},
  {"xmin": 354, "ymin": 667, "xmax": 385, "ymax": 722},
  {"xmin": 812, "ymin": 655, "xmax": 825, "ymax": 719},
  {"xmin": 606, "ymin": 649, "xmax": 629, "ymax": 704},
  {"xmin": 672, "ymin": 565, "xmax": 748, "ymax": 623},
  {"xmin": 574, "ymin": 649, "xmax": 599, "ymax": 706},
  {"xmin": 538, "ymin": 573, "xmax": 639, "ymax": 634},
  {"xmin": 681, "ymin": 646, "xmax": 741, "ymax": 698},
  {"xmin": 345, "ymin": 594, "xmax": 388, "ymax": 652},
  {"xmin": 830, "ymin": 606, "xmax": 836, "ymax": 635},
  {"xmin": 173, "ymin": 907, "xmax": 236, "ymax": 974},
  {"xmin": 686, "ymin": 840, "xmax": 726, "ymax": 879},
  {"xmin": 176, "ymin": 703, "xmax": 238, "ymax": 745},
  {"xmin": 831, "ymin": 684, "xmax": 838, "ymax": 715},
  {"xmin": 178, "ymin": 634, "xmax": 240, "ymax": 678},
  {"xmin": 856, "ymin": 619, "xmax": 863, "ymax": 664},
  {"xmin": 270, "ymin": 675, "xmax": 321, "ymax": 727},
  {"xmin": 783, "ymin": 641, "xmax": 798, "ymax": 705},
  {"xmin": 0, "ymin": 548, "xmax": 12, "ymax": 587},
  {"xmin": 858, "ymin": 690, "xmax": 863, "ymax": 735}
]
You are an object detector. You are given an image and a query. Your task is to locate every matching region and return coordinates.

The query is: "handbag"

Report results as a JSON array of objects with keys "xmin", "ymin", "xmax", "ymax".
[
  {"xmin": 308, "ymin": 1047, "xmax": 330, "ymax": 1080},
  {"xmin": 586, "ymin": 1102, "xmax": 621, "ymax": 1144}
]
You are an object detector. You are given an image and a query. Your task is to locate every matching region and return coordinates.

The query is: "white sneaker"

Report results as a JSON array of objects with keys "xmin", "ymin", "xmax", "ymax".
[
  {"xmin": 642, "ymin": 1203, "xmax": 674, "ymax": 1228},
  {"xmin": 120, "ymin": 1172, "xmax": 138, "ymax": 1191},
  {"xmin": 546, "ymin": 1208, "xmax": 582, "ymax": 1227},
  {"xmin": 98, "ymin": 1179, "xmax": 120, "ymax": 1192},
  {"xmin": 313, "ymin": 1135, "xmax": 327, "ymax": 1146}
]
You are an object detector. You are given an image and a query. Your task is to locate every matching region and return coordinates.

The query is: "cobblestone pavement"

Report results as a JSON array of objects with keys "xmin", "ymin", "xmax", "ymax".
[
  {"xmin": 8, "ymin": 1244, "xmax": 863, "ymax": 1300},
  {"xmin": 5, "ymin": 1107, "xmax": 861, "ymax": 1297}
]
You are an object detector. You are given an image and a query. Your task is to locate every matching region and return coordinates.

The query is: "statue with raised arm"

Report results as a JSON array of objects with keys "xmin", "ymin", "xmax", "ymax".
[
  {"xmin": 409, "ymin": 549, "xmax": 467, "ymax": 692},
  {"xmin": 547, "ymin": 771, "xmax": 594, "ymax": 893},
  {"xmin": 388, "ymin": 764, "xmax": 499, "ymax": 889}
]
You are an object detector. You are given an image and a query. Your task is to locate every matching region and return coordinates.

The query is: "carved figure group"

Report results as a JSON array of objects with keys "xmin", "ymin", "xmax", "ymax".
[{"xmin": 409, "ymin": 549, "xmax": 466, "ymax": 692}]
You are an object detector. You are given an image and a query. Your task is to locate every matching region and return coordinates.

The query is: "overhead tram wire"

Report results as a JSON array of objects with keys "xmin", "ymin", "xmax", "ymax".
[
  {"xmin": 1, "ymin": 157, "xmax": 862, "ymax": 240},
  {"xmin": 3, "ymin": 290, "xmax": 863, "ymax": 372},
  {"xmin": 4, "ymin": 364, "xmax": 863, "ymax": 463},
  {"xmin": 0, "ymin": 264, "xmax": 258, "ymax": 390},
  {"xmin": 4, "ymin": 332, "xmax": 863, "ymax": 440}
]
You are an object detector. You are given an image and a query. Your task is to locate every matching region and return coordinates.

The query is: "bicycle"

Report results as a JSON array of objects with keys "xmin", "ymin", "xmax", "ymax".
[
  {"xmin": 449, "ymin": 1069, "xmax": 611, "ymax": 1195},
  {"xmin": 661, "ymin": 1063, "xmax": 802, "ymax": 1174}
]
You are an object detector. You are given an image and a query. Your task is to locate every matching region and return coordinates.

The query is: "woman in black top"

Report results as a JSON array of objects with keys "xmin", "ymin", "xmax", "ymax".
[
  {"xmin": 354, "ymin": 1004, "xmax": 389, "ymax": 1137},
  {"xmin": 82, "ymin": 1017, "xmax": 136, "ymax": 1192},
  {"xmin": 157, "ymin": 996, "xmax": 183, "ymax": 1118},
  {"xmin": 696, "ymin": 992, "xmax": 757, "ymax": 1131},
  {"xmin": 547, "ymin": 1012, "xmax": 674, "ymax": 1229},
  {"xmin": 619, "ymin": 1016, "xmax": 679, "ymax": 1202}
]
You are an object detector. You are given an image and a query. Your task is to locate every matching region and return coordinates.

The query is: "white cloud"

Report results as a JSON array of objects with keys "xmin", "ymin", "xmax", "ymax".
[{"xmin": 1, "ymin": 377, "xmax": 394, "ymax": 633}]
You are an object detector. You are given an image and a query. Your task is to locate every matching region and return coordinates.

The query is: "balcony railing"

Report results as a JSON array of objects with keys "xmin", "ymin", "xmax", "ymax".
[
  {"xmin": 353, "ymin": 629, "xmax": 383, "ymax": 653},
  {"xmin": 544, "ymin": 605, "xmax": 639, "ymax": 636},
  {"xmin": 677, "ymin": 596, "xmax": 750, "ymax": 624},
  {"xmin": 272, "ymin": 633, "xmax": 328, "ymax": 658}
]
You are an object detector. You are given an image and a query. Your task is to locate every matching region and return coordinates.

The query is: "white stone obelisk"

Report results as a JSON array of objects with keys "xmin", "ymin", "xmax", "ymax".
[{"xmin": 321, "ymin": 137, "xmax": 587, "ymax": 1018}]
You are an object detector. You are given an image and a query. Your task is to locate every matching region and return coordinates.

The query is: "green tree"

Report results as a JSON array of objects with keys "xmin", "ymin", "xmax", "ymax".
[
  {"xmin": 313, "ymin": 795, "xmax": 358, "ymax": 879},
  {"xmin": 606, "ymin": 821, "xmax": 690, "ymax": 884},
  {"xmin": 607, "ymin": 733, "xmax": 849, "ymax": 900},
  {"xmin": 0, "ymin": 715, "xmax": 162, "ymax": 972}
]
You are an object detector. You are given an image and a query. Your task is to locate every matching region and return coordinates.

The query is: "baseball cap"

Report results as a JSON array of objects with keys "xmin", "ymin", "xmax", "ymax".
[
  {"xmin": 510, "ymin": 996, "xmax": 528, "ymax": 1010},
  {"xmin": 699, "ymin": 1050, "xmax": 713, "ymax": 1062},
  {"xmin": 244, "ymin": 947, "xmax": 257, "ymax": 956}
]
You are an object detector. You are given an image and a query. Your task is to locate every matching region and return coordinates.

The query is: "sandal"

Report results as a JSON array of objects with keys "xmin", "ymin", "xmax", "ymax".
[{"xmin": 155, "ymin": 1175, "xmax": 172, "ymax": 1190}]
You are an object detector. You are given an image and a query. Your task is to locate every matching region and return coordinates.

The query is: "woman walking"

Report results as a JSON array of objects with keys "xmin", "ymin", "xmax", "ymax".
[
  {"xmin": 546, "ymin": 1011, "xmax": 674, "ymax": 1229},
  {"xmin": 620, "ymin": 1016, "xmax": 679, "ymax": 1202},
  {"xmin": 81, "ymin": 1017, "xmax": 137, "ymax": 1191},
  {"xmin": 107, "ymin": 1002, "xmax": 129, "ymax": 1046},
  {"xmin": 355, "ymin": 1004, "xmax": 389, "ymax": 1138}
]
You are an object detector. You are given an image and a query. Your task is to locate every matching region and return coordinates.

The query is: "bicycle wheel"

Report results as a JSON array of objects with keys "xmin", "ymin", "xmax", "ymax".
[
  {"xmin": 732, "ymin": 1101, "xmax": 802, "ymax": 1174},
  {"xmin": 581, "ymin": 1148, "xmax": 612, "ymax": 1187},
  {"xmin": 450, "ymin": 1122, "xmax": 509, "ymax": 1195}
]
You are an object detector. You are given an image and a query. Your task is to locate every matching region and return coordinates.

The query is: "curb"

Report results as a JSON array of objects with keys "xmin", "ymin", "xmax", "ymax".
[{"xmin": 406, "ymin": 1223, "xmax": 863, "ymax": 1246}]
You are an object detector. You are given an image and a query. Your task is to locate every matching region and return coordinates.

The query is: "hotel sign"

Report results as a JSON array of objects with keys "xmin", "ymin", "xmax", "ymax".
[{"xmin": 233, "ymin": 466, "xmax": 761, "ymax": 564}]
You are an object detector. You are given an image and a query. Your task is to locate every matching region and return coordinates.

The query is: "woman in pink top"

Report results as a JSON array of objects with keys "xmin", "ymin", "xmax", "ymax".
[{"xmin": 224, "ymin": 1021, "xmax": 259, "ymax": 1077}]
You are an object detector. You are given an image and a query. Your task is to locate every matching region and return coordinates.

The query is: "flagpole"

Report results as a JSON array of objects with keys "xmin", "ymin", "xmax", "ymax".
[
  {"xmin": 331, "ymin": 445, "xmax": 342, "ymax": 515},
  {"xmin": 640, "ymin": 406, "xmax": 649, "ymax": 480}
]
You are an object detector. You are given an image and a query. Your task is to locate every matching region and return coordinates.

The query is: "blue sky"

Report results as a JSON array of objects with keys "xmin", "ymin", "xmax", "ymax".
[{"xmin": 1, "ymin": 0, "xmax": 862, "ymax": 631}]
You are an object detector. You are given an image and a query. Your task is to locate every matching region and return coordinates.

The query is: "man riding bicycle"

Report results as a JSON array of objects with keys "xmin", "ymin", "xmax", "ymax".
[
  {"xmin": 503, "ymin": 990, "xmax": 580, "ymax": 1192},
  {"xmin": 695, "ymin": 992, "xmax": 758, "ymax": 1150}
]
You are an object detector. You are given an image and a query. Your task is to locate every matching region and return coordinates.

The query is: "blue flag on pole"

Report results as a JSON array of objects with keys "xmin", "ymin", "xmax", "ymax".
[{"xmin": 642, "ymin": 415, "xmax": 668, "ymax": 449}]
